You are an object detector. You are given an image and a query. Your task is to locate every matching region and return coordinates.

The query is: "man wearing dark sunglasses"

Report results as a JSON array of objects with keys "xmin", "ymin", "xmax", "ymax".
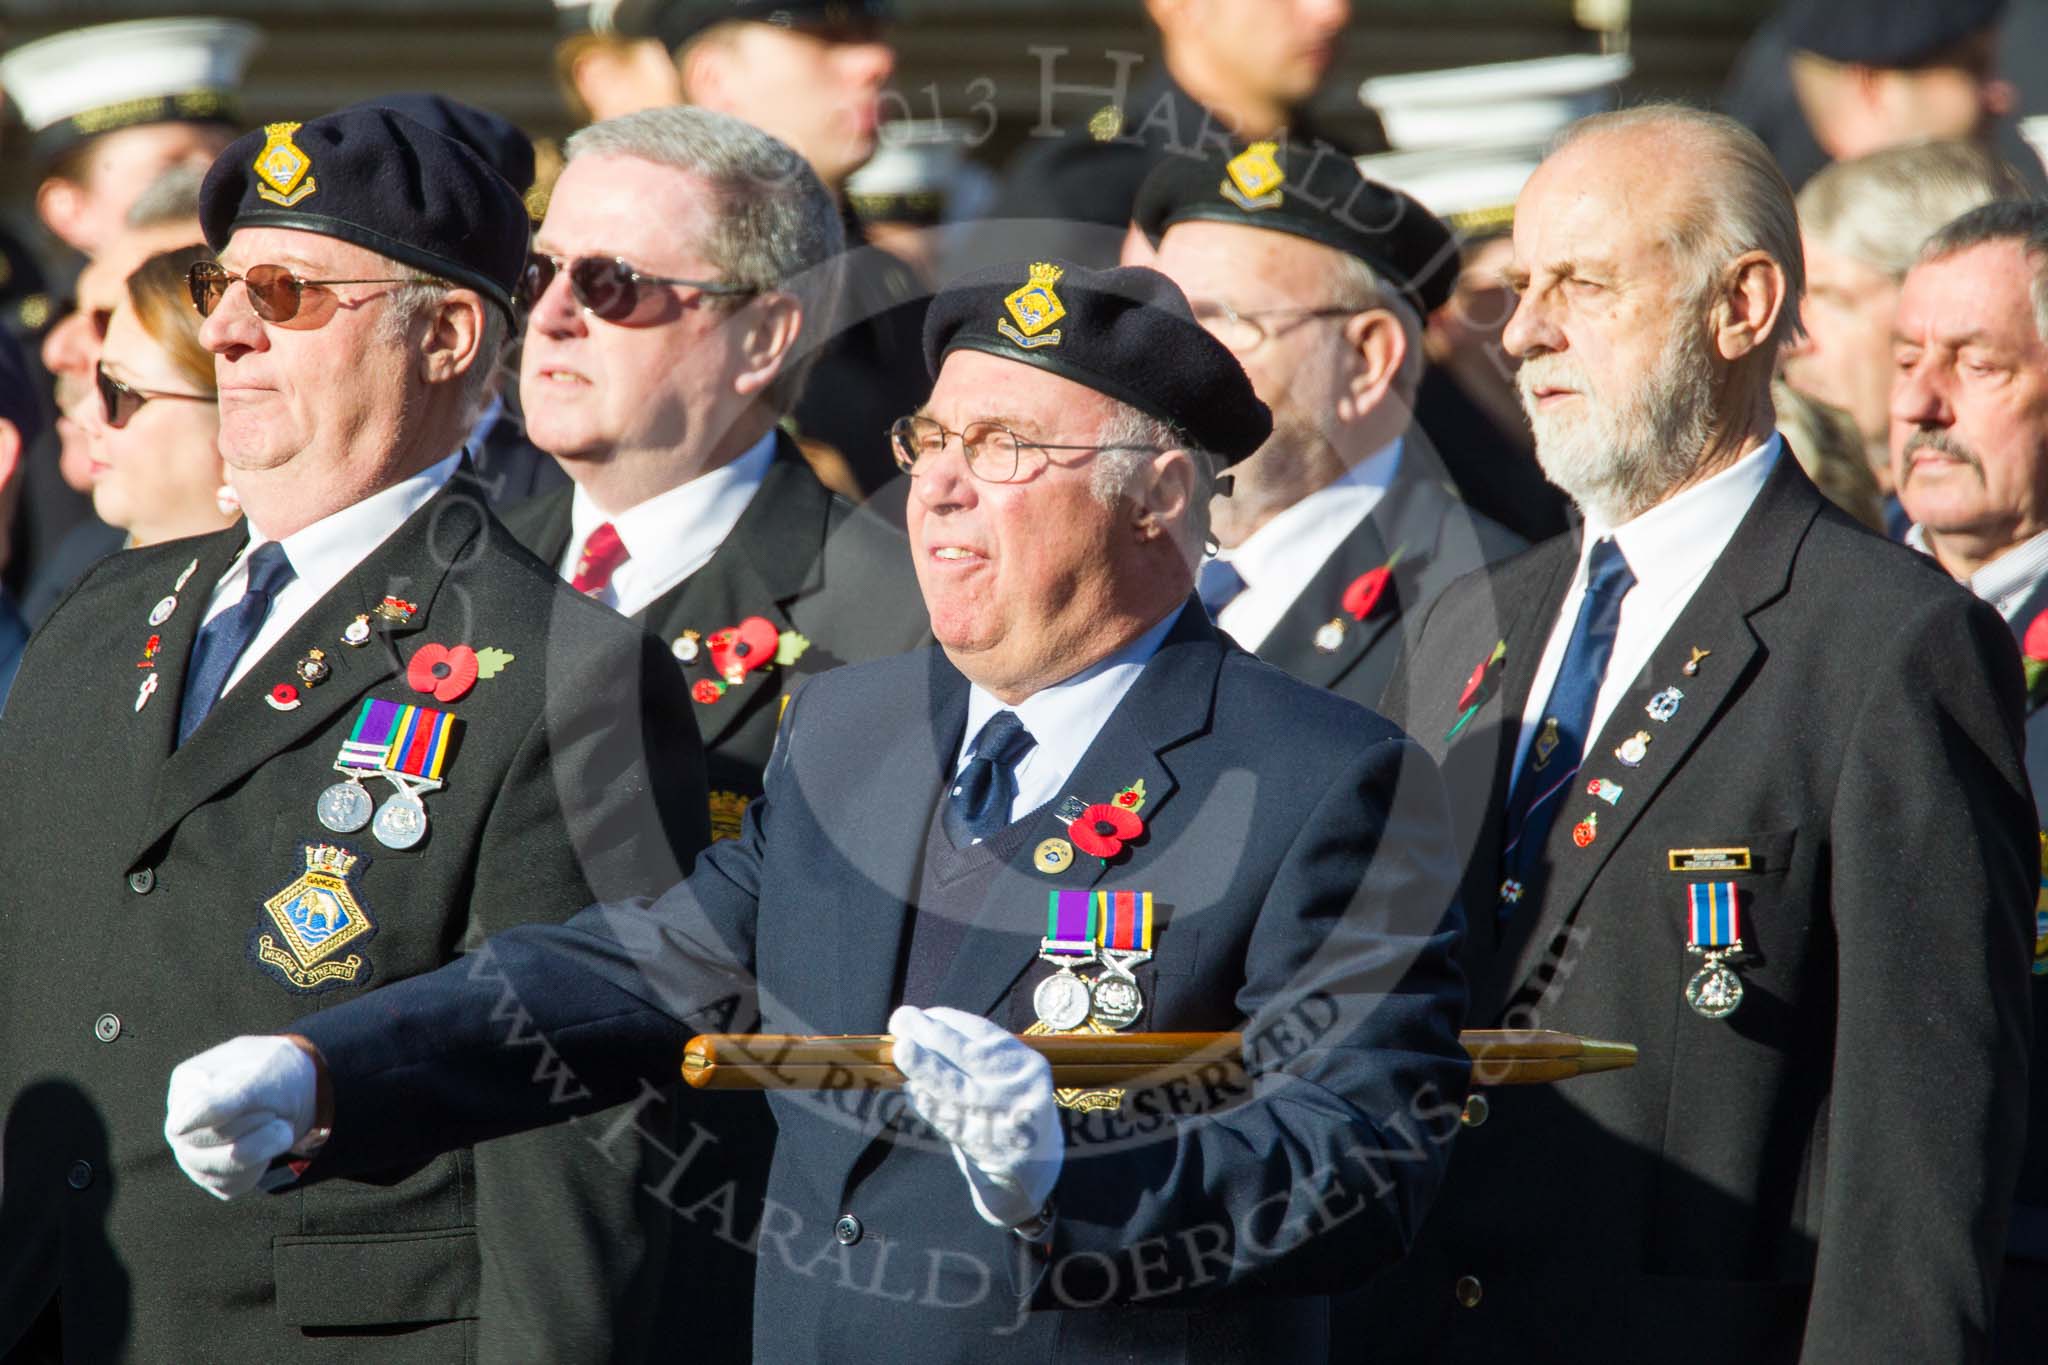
[
  {"xmin": 613, "ymin": 0, "xmax": 931, "ymax": 494},
  {"xmin": 498, "ymin": 103, "xmax": 927, "ymax": 1361},
  {"xmin": 1130, "ymin": 142, "xmax": 1525, "ymax": 714},
  {"xmin": 0, "ymin": 106, "xmax": 709, "ymax": 1365}
]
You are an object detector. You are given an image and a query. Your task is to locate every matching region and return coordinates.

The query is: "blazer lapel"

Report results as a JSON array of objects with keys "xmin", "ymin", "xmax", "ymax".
[
  {"xmin": 129, "ymin": 527, "xmax": 248, "ymax": 762},
  {"xmin": 1454, "ymin": 535, "xmax": 1580, "ymax": 931},
  {"xmin": 1474, "ymin": 456, "xmax": 1822, "ymax": 1020},
  {"xmin": 829, "ymin": 649, "xmax": 969, "ymax": 1033},
  {"xmin": 927, "ymin": 604, "xmax": 1221, "ymax": 1018},
  {"xmin": 643, "ymin": 443, "xmax": 837, "ymax": 752},
  {"xmin": 1258, "ymin": 505, "xmax": 1397, "ymax": 690},
  {"xmin": 128, "ymin": 480, "xmax": 479, "ymax": 866}
]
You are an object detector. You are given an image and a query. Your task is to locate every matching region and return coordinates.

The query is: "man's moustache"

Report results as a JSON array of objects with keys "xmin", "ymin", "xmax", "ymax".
[{"xmin": 1901, "ymin": 427, "xmax": 1982, "ymax": 473}]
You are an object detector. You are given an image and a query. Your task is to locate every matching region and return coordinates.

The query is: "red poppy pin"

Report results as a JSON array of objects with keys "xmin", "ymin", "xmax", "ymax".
[
  {"xmin": 693, "ymin": 616, "xmax": 811, "ymax": 703},
  {"xmin": 1070, "ymin": 801, "xmax": 1143, "ymax": 860},
  {"xmin": 1340, "ymin": 547, "xmax": 1406, "ymax": 622},
  {"xmin": 1446, "ymin": 639, "xmax": 1508, "ymax": 741},
  {"xmin": 2025, "ymin": 612, "xmax": 2048, "ymax": 704}
]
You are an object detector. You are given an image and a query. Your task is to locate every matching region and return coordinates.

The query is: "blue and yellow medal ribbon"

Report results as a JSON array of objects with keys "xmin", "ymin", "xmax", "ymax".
[
  {"xmin": 1095, "ymin": 890, "xmax": 1154, "ymax": 953},
  {"xmin": 1687, "ymin": 881, "xmax": 1740, "ymax": 948}
]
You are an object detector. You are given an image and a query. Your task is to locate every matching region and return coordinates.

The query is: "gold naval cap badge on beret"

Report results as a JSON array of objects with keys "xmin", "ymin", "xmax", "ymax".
[
  {"xmin": 998, "ymin": 261, "xmax": 1067, "ymax": 351},
  {"xmin": 254, "ymin": 121, "xmax": 317, "ymax": 208},
  {"xmin": 1221, "ymin": 141, "xmax": 1286, "ymax": 211}
]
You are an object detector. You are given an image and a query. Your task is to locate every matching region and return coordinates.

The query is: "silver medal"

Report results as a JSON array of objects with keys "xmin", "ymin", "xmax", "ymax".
[
  {"xmin": 317, "ymin": 780, "xmax": 374, "ymax": 834},
  {"xmin": 1089, "ymin": 972, "xmax": 1144, "ymax": 1030},
  {"xmin": 372, "ymin": 790, "xmax": 428, "ymax": 849},
  {"xmin": 1685, "ymin": 961, "xmax": 1743, "ymax": 1018},
  {"xmin": 1033, "ymin": 967, "xmax": 1093, "ymax": 1032}
]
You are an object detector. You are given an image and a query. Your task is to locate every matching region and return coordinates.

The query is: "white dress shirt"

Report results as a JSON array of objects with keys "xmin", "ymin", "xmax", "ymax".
[
  {"xmin": 561, "ymin": 431, "xmax": 776, "ymax": 617},
  {"xmin": 202, "ymin": 452, "xmax": 461, "ymax": 696},
  {"xmin": 1510, "ymin": 435, "xmax": 1782, "ymax": 790},
  {"xmin": 955, "ymin": 605, "xmax": 1184, "ymax": 827},
  {"xmin": 1905, "ymin": 521, "xmax": 2048, "ymax": 624},
  {"xmin": 1208, "ymin": 439, "xmax": 1403, "ymax": 651}
]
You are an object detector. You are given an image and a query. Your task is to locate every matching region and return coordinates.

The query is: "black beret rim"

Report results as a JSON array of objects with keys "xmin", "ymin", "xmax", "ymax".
[
  {"xmin": 934, "ymin": 334, "xmax": 1267, "ymax": 465},
  {"xmin": 1143, "ymin": 203, "xmax": 1455, "ymax": 316},
  {"xmin": 212, "ymin": 208, "xmax": 518, "ymax": 317}
]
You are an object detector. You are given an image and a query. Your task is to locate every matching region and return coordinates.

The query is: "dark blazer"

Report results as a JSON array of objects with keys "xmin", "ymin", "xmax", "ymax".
[
  {"xmin": 502, "ymin": 432, "xmax": 931, "ymax": 817},
  {"xmin": 1246, "ymin": 458, "xmax": 1524, "ymax": 712},
  {"xmin": 1997, "ymin": 575, "xmax": 2048, "ymax": 1361},
  {"xmin": 289, "ymin": 606, "xmax": 1472, "ymax": 1363},
  {"xmin": 0, "ymin": 469, "xmax": 710, "ymax": 1363},
  {"xmin": 1350, "ymin": 455, "xmax": 2036, "ymax": 1362},
  {"xmin": 465, "ymin": 398, "xmax": 569, "ymax": 508}
]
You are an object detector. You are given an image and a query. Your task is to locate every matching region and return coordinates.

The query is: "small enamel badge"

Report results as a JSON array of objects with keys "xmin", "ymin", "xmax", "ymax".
[
  {"xmin": 266, "ymin": 683, "xmax": 302, "ymax": 712},
  {"xmin": 342, "ymin": 615, "xmax": 372, "ymax": 647},
  {"xmin": 671, "ymin": 630, "xmax": 701, "ymax": 663},
  {"xmin": 137, "ymin": 634, "xmax": 161, "ymax": 669},
  {"xmin": 1033, "ymin": 837, "xmax": 1075, "ymax": 874},
  {"xmin": 1571, "ymin": 812, "xmax": 1599, "ymax": 848},
  {"xmin": 708, "ymin": 790, "xmax": 750, "ymax": 843},
  {"xmin": 372, "ymin": 596, "xmax": 417, "ymax": 624},
  {"xmin": 149, "ymin": 595, "xmax": 177, "ymax": 626},
  {"xmin": 1313, "ymin": 618, "xmax": 1346, "ymax": 654},
  {"xmin": 295, "ymin": 649, "xmax": 331, "ymax": 687},
  {"xmin": 1615, "ymin": 731, "xmax": 1651, "ymax": 767},
  {"xmin": 135, "ymin": 672, "xmax": 159, "ymax": 712},
  {"xmin": 1683, "ymin": 646, "xmax": 1710, "ymax": 677},
  {"xmin": 1531, "ymin": 717, "xmax": 1561, "ymax": 771},
  {"xmin": 1499, "ymin": 877, "xmax": 1524, "ymax": 905},
  {"xmin": 174, "ymin": 558, "xmax": 199, "ymax": 591},
  {"xmin": 1646, "ymin": 687, "xmax": 1684, "ymax": 723},
  {"xmin": 1587, "ymin": 777, "xmax": 1624, "ymax": 806}
]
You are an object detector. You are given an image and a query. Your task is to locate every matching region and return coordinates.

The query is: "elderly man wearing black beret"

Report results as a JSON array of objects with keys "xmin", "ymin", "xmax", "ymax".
[
  {"xmin": 1130, "ymin": 141, "xmax": 1525, "ymax": 712},
  {"xmin": 0, "ymin": 108, "xmax": 711, "ymax": 1362},
  {"xmin": 162, "ymin": 259, "xmax": 1472, "ymax": 1362}
]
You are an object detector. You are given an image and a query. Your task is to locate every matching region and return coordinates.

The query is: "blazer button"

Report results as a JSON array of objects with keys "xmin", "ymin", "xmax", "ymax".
[
  {"xmin": 66, "ymin": 1160, "xmax": 93, "ymax": 1190},
  {"xmin": 93, "ymin": 1014, "xmax": 121, "ymax": 1044},
  {"xmin": 834, "ymin": 1214, "xmax": 863, "ymax": 1246},
  {"xmin": 1454, "ymin": 1275, "xmax": 1483, "ymax": 1308},
  {"xmin": 1460, "ymin": 1094, "xmax": 1490, "ymax": 1128},
  {"xmin": 127, "ymin": 868, "xmax": 155, "ymax": 895}
]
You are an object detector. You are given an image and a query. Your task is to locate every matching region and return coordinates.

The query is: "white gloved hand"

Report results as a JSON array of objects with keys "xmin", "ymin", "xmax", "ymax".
[
  {"xmin": 890, "ymin": 1005, "xmax": 1062, "ymax": 1230},
  {"xmin": 164, "ymin": 1035, "xmax": 318, "ymax": 1201}
]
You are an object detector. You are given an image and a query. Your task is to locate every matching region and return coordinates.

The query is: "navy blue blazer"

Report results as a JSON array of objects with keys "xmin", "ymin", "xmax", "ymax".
[{"xmin": 290, "ymin": 605, "xmax": 1471, "ymax": 1362}]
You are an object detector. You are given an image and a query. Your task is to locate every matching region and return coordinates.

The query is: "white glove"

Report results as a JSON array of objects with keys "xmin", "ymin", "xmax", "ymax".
[
  {"xmin": 164, "ymin": 1035, "xmax": 318, "ymax": 1201},
  {"xmin": 890, "ymin": 1005, "xmax": 1061, "ymax": 1230}
]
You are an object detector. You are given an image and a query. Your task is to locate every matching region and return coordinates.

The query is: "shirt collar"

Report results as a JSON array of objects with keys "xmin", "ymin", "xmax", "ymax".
[
  {"xmin": 568, "ymin": 429, "xmax": 777, "ymax": 568},
  {"xmin": 1589, "ymin": 433, "xmax": 1782, "ymax": 586},
  {"xmin": 245, "ymin": 451, "xmax": 461, "ymax": 588},
  {"xmin": 959, "ymin": 604, "xmax": 1185, "ymax": 775},
  {"xmin": 1222, "ymin": 437, "xmax": 1403, "ymax": 589},
  {"xmin": 1907, "ymin": 521, "xmax": 2048, "ymax": 623}
]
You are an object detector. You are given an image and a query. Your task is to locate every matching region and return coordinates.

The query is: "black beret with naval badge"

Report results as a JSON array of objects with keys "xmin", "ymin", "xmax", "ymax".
[
  {"xmin": 922, "ymin": 259, "xmax": 1272, "ymax": 464},
  {"xmin": 1132, "ymin": 138, "xmax": 1461, "ymax": 316},
  {"xmin": 199, "ymin": 106, "xmax": 530, "ymax": 317}
]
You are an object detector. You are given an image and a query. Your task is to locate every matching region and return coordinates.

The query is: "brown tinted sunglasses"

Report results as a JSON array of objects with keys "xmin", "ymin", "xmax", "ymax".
[
  {"xmin": 520, "ymin": 253, "xmax": 755, "ymax": 325},
  {"xmin": 186, "ymin": 260, "xmax": 423, "ymax": 323}
]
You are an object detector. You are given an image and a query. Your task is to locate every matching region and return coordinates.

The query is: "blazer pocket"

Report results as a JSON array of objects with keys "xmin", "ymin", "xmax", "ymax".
[{"xmin": 274, "ymin": 1227, "xmax": 480, "ymax": 1328}]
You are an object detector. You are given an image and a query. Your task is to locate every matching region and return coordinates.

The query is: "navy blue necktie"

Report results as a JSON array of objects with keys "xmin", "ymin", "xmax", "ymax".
[
  {"xmin": 1197, "ymin": 558, "xmax": 1246, "ymax": 619},
  {"xmin": 1498, "ymin": 537, "xmax": 1635, "ymax": 916},
  {"xmin": 178, "ymin": 541, "xmax": 296, "ymax": 746},
  {"xmin": 943, "ymin": 710, "xmax": 1035, "ymax": 847}
]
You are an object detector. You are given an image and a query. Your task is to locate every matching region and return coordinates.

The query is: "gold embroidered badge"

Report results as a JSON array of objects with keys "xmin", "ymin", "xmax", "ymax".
[
  {"xmin": 1221, "ymin": 140, "xmax": 1286, "ymax": 211},
  {"xmin": 254, "ymin": 121, "xmax": 317, "ymax": 207},
  {"xmin": 998, "ymin": 261, "xmax": 1067, "ymax": 350},
  {"xmin": 257, "ymin": 844, "xmax": 372, "ymax": 989}
]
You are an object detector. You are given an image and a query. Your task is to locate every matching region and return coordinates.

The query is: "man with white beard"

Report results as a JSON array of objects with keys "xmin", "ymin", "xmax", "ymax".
[{"xmin": 1346, "ymin": 103, "xmax": 2036, "ymax": 1362}]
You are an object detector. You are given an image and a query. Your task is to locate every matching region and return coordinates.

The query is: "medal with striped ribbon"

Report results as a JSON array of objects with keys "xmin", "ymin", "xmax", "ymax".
[{"xmin": 1684, "ymin": 880, "xmax": 1744, "ymax": 1018}]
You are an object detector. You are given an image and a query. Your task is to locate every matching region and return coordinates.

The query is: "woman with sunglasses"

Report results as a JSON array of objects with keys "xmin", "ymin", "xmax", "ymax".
[{"xmin": 88, "ymin": 242, "xmax": 231, "ymax": 547}]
